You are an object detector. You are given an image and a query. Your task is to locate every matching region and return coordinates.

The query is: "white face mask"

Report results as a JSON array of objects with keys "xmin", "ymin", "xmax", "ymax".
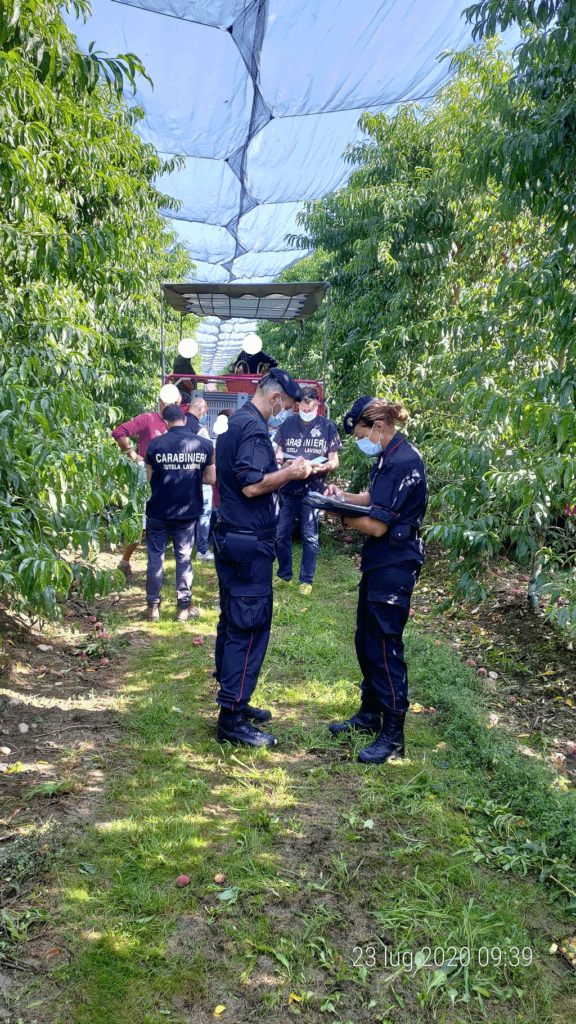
[{"xmin": 299, "ymin": 409, "xmax": 317, "ymax": 422}]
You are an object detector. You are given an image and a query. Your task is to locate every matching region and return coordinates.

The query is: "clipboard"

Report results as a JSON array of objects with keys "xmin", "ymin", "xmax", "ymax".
[{"xmin": 302, "ymin": 493, "xmax": 371, "ymax": 518}]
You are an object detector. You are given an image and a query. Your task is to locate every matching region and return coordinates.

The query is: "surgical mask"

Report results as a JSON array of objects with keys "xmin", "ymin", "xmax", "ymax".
[
  {"xmin": 355, "ymin": 426, "xmax": 382, "ymax": 457},
  {"xmin": 299, "ymin": 410, "xmax": 316, "ymax": 422},
  {"xmin": 199, "ymin": 414, "xmax": 208, "ymax": 424},
  {"xmin": 269, "ymin": 403, "xmax": 291, "ymax": 427}
]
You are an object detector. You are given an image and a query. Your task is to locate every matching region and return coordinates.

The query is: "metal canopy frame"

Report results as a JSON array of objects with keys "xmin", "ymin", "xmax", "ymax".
[{"xmin": 160, "ymin": 281, "xmax": 331, "ymax": 386}]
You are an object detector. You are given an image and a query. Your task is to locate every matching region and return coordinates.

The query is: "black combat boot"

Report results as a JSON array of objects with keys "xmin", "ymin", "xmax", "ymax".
[
  {"xmin": 217, "ymin": 710, "xmax": 277, "ymax": 748},
  {"xmin": 328, "ymin": 706, "xmax": 381, "ymax": 736},
  {"xmin": 245, "ymin": 705, "xmax": 272, "ymax": 722},
  {"xmin": 358, "ymin": 712, "xmax": 405, "ymax": 764}
]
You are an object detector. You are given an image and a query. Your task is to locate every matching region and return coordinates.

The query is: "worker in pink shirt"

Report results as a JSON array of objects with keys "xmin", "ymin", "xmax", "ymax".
[{"xmin": 112, "ymin": 383, "xmax": 182, "ymax": 577}]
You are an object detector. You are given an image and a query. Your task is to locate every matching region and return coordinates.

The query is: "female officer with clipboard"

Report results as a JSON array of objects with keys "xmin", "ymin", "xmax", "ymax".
[{"xmin": 325, "ymin": 396, "xmax": 428, "ymax": 764}]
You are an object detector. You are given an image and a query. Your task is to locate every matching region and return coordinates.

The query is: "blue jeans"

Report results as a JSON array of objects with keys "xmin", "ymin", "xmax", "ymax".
[
  {"xmin": 196, "ymin": 484, "xmax": 213, "ymax": 554},
  {"xmin": 276, "ymin": 494, "xmax": 320, "ymax": 585},
  {"xmin": 146, "ymin": 517, "xmax": 196, "ymax": 608}
]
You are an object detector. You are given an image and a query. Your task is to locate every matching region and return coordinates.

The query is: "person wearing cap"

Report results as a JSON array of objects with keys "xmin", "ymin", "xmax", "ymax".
[
  {"xmin": 213, "ymin": 369, "xmax": 313, "ymax": 748},
  {"xmin": 273, "ymin": 386, "xmax": 342, "ymax": 595},
  {"xmin": 325, "ymin": 396, "xmax": 428, "ymax": 764},
  {"xmin": 112, "ymin": 383, "xmax": 183, "ymax": 577},
  {"xmin": 144, "ymin": 404, "xmax": 215, "ymax": 621}
]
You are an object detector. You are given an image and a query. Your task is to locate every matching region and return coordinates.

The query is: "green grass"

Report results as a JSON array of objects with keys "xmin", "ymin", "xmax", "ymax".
[{"xmin": 17, "ymin": 540, "xmax": 576, "ymax": 1023}]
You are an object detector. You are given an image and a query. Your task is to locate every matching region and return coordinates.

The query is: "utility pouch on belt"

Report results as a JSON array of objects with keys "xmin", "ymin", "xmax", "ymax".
[
  {"xmin": 388, "ymin": 523, "xmax": 412, "ymax": 548},
  {"xmin": 223, "ymin": 531, "xmax": 258, "ymax": 579},
  {"xmin": 223, "ymin": 532, "xmax": 258, "ymax": 564}
]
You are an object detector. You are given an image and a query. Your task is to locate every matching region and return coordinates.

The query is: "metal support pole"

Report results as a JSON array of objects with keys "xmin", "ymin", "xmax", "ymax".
[
  {"xmin": 160, "ymin": 289, "xmax": 165, "ymax": 383},
  {"xmin": 299, "ymin": 319, "xmax": 304, "ymax": 379},
  {"xmin": 179, "ymin": 313, "xmax": 183, "ymax": 341},
  {"xmin": 322, "ymin": 283, "xmax": 331, "ymax": 391}
]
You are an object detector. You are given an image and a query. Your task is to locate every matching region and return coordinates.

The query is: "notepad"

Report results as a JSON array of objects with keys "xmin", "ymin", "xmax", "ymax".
[{"xmin": 281, "ymin": 454, "xmax": 327, "ymax": 465}]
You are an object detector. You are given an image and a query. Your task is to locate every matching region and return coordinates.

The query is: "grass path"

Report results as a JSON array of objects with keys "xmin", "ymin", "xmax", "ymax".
[{"xmin": 3, "ymin": 540, "xmax": 576, "ymax": 1023}]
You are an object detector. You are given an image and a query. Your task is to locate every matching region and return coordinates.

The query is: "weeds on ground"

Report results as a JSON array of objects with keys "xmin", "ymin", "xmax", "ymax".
[{"xmin": 6, "ymin": 543, "xmax": 576, "ymax": 1023}]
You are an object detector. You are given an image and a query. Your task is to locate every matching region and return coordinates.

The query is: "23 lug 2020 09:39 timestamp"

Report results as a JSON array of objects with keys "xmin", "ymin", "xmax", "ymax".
[{"xmin": 351, "ymin": 946, "xmax": 534, "ymax": 972}]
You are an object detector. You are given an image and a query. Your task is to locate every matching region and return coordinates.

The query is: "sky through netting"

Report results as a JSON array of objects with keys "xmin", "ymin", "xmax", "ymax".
[
  {"xmin": 66, "ymin": 1, "xmax": 516, "ymax": 288},
  {"xmin": 66, "ymin": 0, "xmax": 492, "ymax": 286}
]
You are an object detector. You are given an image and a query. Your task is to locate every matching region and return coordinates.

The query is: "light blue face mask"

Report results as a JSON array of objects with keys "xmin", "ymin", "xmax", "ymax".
[
  {"xmin": 355, "ymin": 427, "xmax": 382, "ymax": 457},
  {"xmin": 269, "ymin": 407, "xmax": 290, "ymax": 427},
  {"xmin": 199, "ymin": 414, "xmax": 208, "ymax": 424},
  {"xmin": 299, "ymin": 409, "xmax": 317, "ymax": 422}
]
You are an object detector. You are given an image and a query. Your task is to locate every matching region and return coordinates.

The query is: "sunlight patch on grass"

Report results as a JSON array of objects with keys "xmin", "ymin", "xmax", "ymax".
[{"xmin": 46, "ymin": 550, "xmax": 576, "ymax": 1023}]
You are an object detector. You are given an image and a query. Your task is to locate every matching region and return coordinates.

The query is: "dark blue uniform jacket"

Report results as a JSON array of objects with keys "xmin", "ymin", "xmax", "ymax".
[
  {"xmin": 216, "ymin": 401, "xmax": 279, "ymax": 532},
  {"xmin": 274, "ymin": 414, "xmax": 342, "ymax": 495},
  {"xmin": 145, "ymin": 426, "xmax": 214, "ymax": 523},
  {"xmin": 362, "ymin": 434, "xmax": 428, "ymax": 571},
  {"xmin": 185, "ymin": 412, "xmax": 201, "ymax": 434}
]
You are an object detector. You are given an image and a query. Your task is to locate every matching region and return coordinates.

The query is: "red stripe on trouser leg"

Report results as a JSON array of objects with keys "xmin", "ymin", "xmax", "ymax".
[
  {"xmin": 382, "ymin": 637, "xmax": 396, "ymax": 710},
  {"xmin": 232, "ymin": 631, "xmax": 254, "ymax": 710}
]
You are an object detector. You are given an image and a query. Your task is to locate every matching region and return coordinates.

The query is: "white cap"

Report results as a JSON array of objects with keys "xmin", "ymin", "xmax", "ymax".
[{"xmin": 159, "ymin": 383, "xmax": 181, "ymax": 405}]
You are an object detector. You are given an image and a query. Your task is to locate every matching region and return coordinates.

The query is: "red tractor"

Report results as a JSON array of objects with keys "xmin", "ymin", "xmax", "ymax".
[{"xmin": 161, "ymin": 282, "xmax": 330, "ymax": 435}]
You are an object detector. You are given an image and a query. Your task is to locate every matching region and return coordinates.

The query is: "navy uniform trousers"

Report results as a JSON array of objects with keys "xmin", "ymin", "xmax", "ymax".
[
  {"xmin": 214, "ymin": 538, "xmax": 275, "ymax": 711},
  {"xmin": 355, "ymin": 561, "xmax": 420, "ymax": 717}
]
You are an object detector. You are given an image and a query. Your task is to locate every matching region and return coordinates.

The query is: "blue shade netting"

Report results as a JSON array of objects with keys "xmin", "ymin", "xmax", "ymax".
[{"xmin": 65, "ymin": 0, "xmax": 493, "ymax": 287}]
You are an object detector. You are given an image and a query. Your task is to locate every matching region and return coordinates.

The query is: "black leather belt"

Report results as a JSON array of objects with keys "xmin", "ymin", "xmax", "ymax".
[{"xmin": 215, "ymin": 519, "xmax": 276, "ymax": 541}]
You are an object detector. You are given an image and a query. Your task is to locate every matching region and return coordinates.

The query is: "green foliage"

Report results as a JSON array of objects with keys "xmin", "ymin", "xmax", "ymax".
[
  {"xmin": 0, "ymin": 0, "xmax": 193, "ymax": 615},
  {"xmin": 288, "ymin": 32, "xmax": 576, "ymax": 620},
  {"xmin": 456, "ymin": 797, "xmax": 576, "ymax": 911}
]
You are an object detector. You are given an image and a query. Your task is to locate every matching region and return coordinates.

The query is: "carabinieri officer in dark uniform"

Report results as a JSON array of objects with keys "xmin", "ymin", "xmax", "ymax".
[
  {"xmin": 213, "ymin": 369, "xmax": 313, "ymax": 748},
  {"xmin": 274, "ymin": 385, "xmax": 342, "ymax": 595},
  {"xmin": 326, "ymin": 396, "xmax": 428, "ymax": 763},
  {"xmin": 145, "ymin": 403, "xmax": 215, "ymax": 622}
]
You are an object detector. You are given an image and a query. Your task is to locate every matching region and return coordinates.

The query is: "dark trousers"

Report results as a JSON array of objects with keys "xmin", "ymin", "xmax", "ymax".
[
  {"xmin": 276, "ymin": 494, "xmax": 320, "ymax": 584},
  {"xmin": 355, "ymin": 562, "xmax": 420, "ymax": 717},
  {"xmin": 145, "ymin": 516, "xmax": 196, "ymax": 608},
  {"xmin": 214, "ymin": 539, "xmax": 274, "ymax": 711}
]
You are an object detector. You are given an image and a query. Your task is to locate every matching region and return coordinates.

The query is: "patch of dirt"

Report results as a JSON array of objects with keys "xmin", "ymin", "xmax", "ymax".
[{"xmin": 0, "ymin": 552, "xmax": 151, "ymax": 1022}]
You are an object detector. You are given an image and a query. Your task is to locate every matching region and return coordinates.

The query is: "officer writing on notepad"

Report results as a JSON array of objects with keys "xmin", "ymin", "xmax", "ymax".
[
  {"xmin": 325, "ymin": 396, "xmax": 428, "ymax": 764},
  {"xmin": 213, "ymin": 369, "xmax": 312, "ymax": 748},
  {"xmin": 274, "ymin": 386, "xmax": 341, "ymax": 595}
]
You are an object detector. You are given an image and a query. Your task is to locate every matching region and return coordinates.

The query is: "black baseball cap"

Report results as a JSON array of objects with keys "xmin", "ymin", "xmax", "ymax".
[
  {"xmin": 268, "ymin": 367, "xmax": 302, "ymax": 402},
  {"xmin": 343, "ymin": 395, "xmax": 377, "ymax": 435}
]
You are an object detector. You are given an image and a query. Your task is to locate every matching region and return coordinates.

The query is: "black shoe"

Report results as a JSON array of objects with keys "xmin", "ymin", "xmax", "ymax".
[
  {"xmin": 358, "ymin": 713, "xmax": 405, "ymax": 764},
  {"xmin": 217, "ymin": 711, "xmax": 277, "ymax": 748},
  {"xmin": 328, "ymin": 709, "xmax": 381, "ymax": 736},
  {"xmin": 245, "ymin": 704, "xmax": 272, "ymax": 722}
]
